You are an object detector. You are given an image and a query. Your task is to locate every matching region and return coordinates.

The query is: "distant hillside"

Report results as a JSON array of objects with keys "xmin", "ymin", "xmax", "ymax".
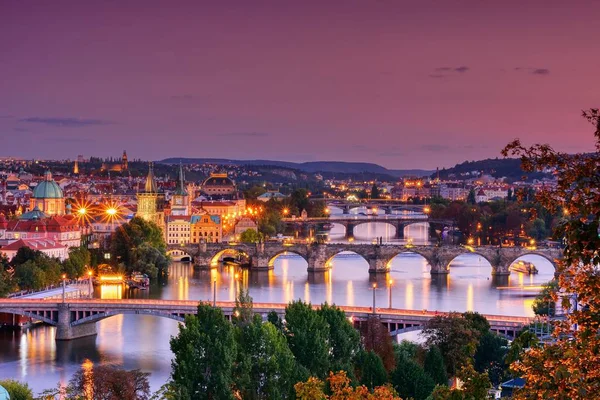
[
  {"xmin": 159, "ymin": 158, "xmax": 433, "ymax": 178},
  {"xmin": 434, "ymin": 158, "xmax": 549, "ymax": 181}
]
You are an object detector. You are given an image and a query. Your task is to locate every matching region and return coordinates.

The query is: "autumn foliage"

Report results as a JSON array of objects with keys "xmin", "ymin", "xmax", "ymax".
[
  {"xmin": 295, "ymin": 371, "xmax": 402, "ymax": 400},
  {"xmin": 502, "ymin": 109, "xmax": 600, "ymax": 399}
]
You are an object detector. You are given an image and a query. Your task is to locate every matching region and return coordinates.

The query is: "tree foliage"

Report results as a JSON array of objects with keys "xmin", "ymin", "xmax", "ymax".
[
  {"xmin": 424, "ymin": 346, "xmax": 447, "ymax": 386},
  {"xmin": 295, "ymin": 371, "xmax": 402, "ymax": 400},
  {"xmin": 240, "ymin": 228, "xmax": 263, "ymax": 243},
  {"xmin": 355, "ymin": 350, "xmax": 388, "ymax": 390},
  {"xmin": 360, "ymin": 316, "xmax": 396, "ymax": 372},
  {"xmin": 169, "ymin": 303, "xmax": 237, "ymax": 399},
  {"xmin": 391, "ymin": 355, "xmax": 435, "ymax": 400},
  {"xmin": 317, "ymin": 303, "xmax": 361, "ymax": 375},
  {"xmin": 0, "ymin": 379, "xmax": 34, "ymax": 400},
  {"xmin": 501, "ymin": 108, "xmax": 600, "ymax": 399}
]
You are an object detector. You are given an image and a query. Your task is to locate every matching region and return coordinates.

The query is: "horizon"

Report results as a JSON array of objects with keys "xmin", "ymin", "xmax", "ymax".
[{"xmin": 2, "ymin": 1, "xmax": 599, "ymax": 168}]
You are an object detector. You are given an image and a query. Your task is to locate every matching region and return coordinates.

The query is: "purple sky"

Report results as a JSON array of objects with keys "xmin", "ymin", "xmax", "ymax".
[{"xmin": 1, "ymin": 1, "xmax": 599, "ymax": 169}]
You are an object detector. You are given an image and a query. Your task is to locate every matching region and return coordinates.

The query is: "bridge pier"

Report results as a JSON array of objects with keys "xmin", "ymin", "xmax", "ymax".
[
  {"xmin": 55, "ymin": 304, "xmax": 97, "ymax": 341},
  {"xmin": 384, "ymin": 206, "xmax": 392, "ymax": 215},
  {"xmin": 307, "ymin": 244, "xmax": 331, "ymax": 272},
  {"xmin": 342, "ymin": 206, "xmax": 350, "ymax": 215},
  {"xmin": 345, "ymin": 222, "xmax": 355, "ymax": 240},
  {"xmin": 394, "ymin": 223, "xmax": 405, "ymax": 239},
  {"xmin": 491, "ymin": 263, "xmax": 511, "ymax": 276}
]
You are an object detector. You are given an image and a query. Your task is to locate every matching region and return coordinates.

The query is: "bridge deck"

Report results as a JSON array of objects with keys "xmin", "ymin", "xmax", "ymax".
[{"xmin": 0, "ymin": 298, "xmax": 531, "ymax": 327}]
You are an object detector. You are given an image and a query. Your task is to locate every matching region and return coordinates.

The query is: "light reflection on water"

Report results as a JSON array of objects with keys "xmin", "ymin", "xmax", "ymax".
[{"xmin": 0, "ymin": 222, "xmax": 555, "ymax": 393}]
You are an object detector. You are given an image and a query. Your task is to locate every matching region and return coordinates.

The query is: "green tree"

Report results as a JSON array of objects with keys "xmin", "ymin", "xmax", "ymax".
[
  {"xmin": 391, "ymin": 356, "xmax": 435, "ymax": 400},
  {"xmin": 111, "ymin": 217, "xmax": 166, "ymax": 269},
  {"xmin": 370, "ymin": 184, "xmax": 380, "ymax": 199},
  {"xmin": 9, "ymin": 246, "xmax": 42, "ymax": 266},
  {"xmin": 240, "ymin": 229, "xmax": 263, "ymax": 243},
  {"xmin": 0, "ymin": 379, "xmax": 34, "ymax": 400},
  {"xmin": 360, "ymin": 315, "xmax": 396, "ymax": 372},
  {"xmin": 232, "ymin": 287, "xmax": 254, "ymax": 327},
  {"xmin": 473, "ymin": 332, "xmax": 508, "ymax": 386},
  {"xmin": 424, "ymin": 346, "xmax": 447, "ymax": 386},
  {"xmin": 532, "ymin": 280, "xmax": 558, "ymax": 316},
  {"xmin": 0, "ymin": 269, "xmax": 17, "ymax": 297},
  {"xmin": 235, "ymin": 316, "xmax": 297, "ymax": 399},
  {"xmin": 355, "ymin": 350, "xmax": 388, "ymax": 391},
  {"xmin": 462, "ymin": 311, "xmax": 490, "ymax": 337},
  {"xmin": 267, "ymin": 310, "xmax": 284, "ymax": 332},
  {"xmin": 421, "ymin": 313, "xmax": 480, "ymax": 376},
  {"xmin": 130, "ymin": 243, "xmax": 169, "ymax": 279},
  {"xmin": 284, "ymin": 300, "xmax": 330, "ymax": 378},
  {"xmin": 169, "ymin": 303, "xmax": 237, "ymax": 399},
  {"xmin": 526, "ymin": 218, "xmax": 548, "ymax": 241},
  {"xmin": 467, "ymin": 188, "xmax": 476, "ymax": 205},
  {"xmin": 62, "ymin": 247, "xmax": 91, "ymax": 278},
  {"xmin": 316, "ymin": 303, "xmax": 360, "ymax": 375}
]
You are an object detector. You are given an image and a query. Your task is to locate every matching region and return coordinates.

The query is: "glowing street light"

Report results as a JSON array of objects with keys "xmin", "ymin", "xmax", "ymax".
[
  {"xmin": 467, "ymin": 237, "xmax": 475, "ymax": 245},
  {"xmin": 106, "ymin": 207, "xmax": 117, "ymax": 216},
  {"xmin": 62, "ymin": 274, "xmax": 67, "ymax": 303},
  {"xmin": 282, "ymin": 208, "xmax": 289, "ymax": 216},
  {"xmin": 388, "ymin": 279, "xmax": 394, "ymax": 309},
  {"xmin": 87, "ymin": 270, "xmax": 93, "ymax": 299},
  {"xmin": 372, "ymin": 283, "xmax": 377, "ymax": 314}
]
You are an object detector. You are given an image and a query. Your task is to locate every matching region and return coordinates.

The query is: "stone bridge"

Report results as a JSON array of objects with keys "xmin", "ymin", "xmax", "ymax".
[
  {"xmin": 173, "ymin": 242, "xmax": 562, "ymax": 276},
  {"xmin": 324, "ymin": 200, "xmax": 425, "ymax": 215},
  {"xmin": 282, "ymin": 216, "xmax": 451, "ymax": 239},
  {"xmin": 0, "ymin": 299, "xmax": 532, "ymax": 340}
]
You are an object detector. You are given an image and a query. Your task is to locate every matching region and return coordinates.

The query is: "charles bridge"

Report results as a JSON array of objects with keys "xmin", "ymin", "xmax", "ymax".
[
  {"xmin": 281, "ymin": 215, "xmax": 451, "ymax": 239},
  {"xmin": 323, "ymin": 199, "xmax": 425, "ymax": 215},
  {"xmin": 171, "ymin": 241, "xmax": 562, "ymax": 276}
]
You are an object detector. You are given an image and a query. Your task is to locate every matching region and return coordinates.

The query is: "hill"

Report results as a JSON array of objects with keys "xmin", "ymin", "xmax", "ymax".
[{"xmin": 434, "ymin": 158, "xmax": 550, "ymax": 181}]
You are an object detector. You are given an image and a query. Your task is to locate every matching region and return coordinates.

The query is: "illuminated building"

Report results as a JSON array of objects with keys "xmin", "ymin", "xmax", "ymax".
[
  {"xmin": 234, "ymin": 217, "xmax": 257, "ymax": 235},
  {"xmin": 135, "ymin": 163, "xmax": 165, "ymax": 232},
  {"xmin": 191, "ymin": 215, "xmax": 222, "ymax": 243},
  {"xmin": 30, "ymin": 170, "xmax": 65, "ymax": 216},
  {"xmin": 166, "ymin": 215, "xmax": 192, "ymax": 245},
  {"xmin": 100, "ymin": 150, "xmax": 128, "ymax": 172},
  {"xmin": 201, "ymin": 172, "xmax": 236, "ymax": 197}
]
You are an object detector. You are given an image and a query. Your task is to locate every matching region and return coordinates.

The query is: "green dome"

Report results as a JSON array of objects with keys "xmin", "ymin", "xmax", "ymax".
[{"xmin": 33, "ymin": 171, "xmax": 63, "ymax": 199}]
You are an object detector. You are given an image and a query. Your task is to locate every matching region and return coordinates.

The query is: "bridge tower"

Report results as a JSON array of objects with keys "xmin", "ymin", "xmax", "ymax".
[{"xmin": 55, "ymin": 303, "xmax": 98, "ymax": 340}]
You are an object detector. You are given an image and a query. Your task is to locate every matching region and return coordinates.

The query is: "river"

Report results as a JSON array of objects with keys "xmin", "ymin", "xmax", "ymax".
[{"xmin": 0, "ymin": 209, "xmax": 555, "ymax": 394}]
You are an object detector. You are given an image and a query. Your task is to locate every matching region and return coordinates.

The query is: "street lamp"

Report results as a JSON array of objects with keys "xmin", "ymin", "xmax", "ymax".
[
  {"xmin": 282, "ymin": 208, "xmax": 289, "ymax": 217},
  {"xmin": 372, "ymin": 283, "xmax": 377, "ymax": 314},
  {"xmin": 388, "ymin": 279, "xmax": 394, "ymax": 309},
  {"xmin": 87, "ymin": 270, "xmax": 93, "ymax": 299},
  {"xmin": 234, "ymin": 272, "xmax": 240, "ymax": 296},
  {"xmin": 62, "ymin": 274, "xmax": 67, "ymax": 303}
]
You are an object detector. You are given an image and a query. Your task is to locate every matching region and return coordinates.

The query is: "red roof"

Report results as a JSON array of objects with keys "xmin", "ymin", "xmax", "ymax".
[{"xmin": 2, "ymin": 238, "xmax": 66, "ymax": 251}]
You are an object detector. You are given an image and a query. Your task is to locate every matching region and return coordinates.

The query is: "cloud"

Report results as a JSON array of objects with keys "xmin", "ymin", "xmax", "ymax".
[
  {"xmin": 420, "ymin": 144, "xmax": 450, "ymax": 152},
  {"xmin": 515, "ymin": 67, "xmax": 550, "ymax": 75},
  {"xmin": 221, "ymin": 132, "xmax": 270, "ymax": 138},
  {"xmin": 455, "ymin": 66, "xmax": 469, "ymax": 73},
  {"xmin": 430, "ymin": 66, "xmax": 469, "ymax": 78},
  {"xmin": 19, "ymin": 117, "xmax": 113, "ymax": 127}
]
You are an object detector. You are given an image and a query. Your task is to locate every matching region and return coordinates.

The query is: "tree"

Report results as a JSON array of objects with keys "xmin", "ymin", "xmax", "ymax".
[
  {"xmin": 525, "ymin": 218, "xmax": 548, "ymax": 241},
  {"xmin": 235, "ymin": 316, "xmax": 297, "ymax": 399},
  {"xmin": 360, "ymin": 316, "xmax": 396, "ymax": 372},
  {"xmin": 62, "ymin": 247, "xmax": 91, "ymax": 279},
  {"xmin": 501, "ymin": 108, "xmax": 600, "ymax": 398},
  {"xmin": 356, "ymin": 350, "xmax": 388, "ymax": 391},
  {"xmin": 316, "ymin": 303, "xmax": 360, "ymax": 374},
  {"xmin": 284, "ymin": 300, "xmax": 330, "ymax": 378},
  {"xmin": 0, "ymin": 269, "xmax": 17, "ymax": 297},
  {"xmin": 232, "ymin": 287, "xmax": 254, "ymax": 327},
  {"xmin": 371, "ymin": 184, "xmax": 380, "ymax": 200},
  {"xmin": 111, "ymin": 217, "xmax": 167, "ymax": 271},
  {"xmin": 420, "ymin": 313, "xmax": 480, "ymax": 376},
  {"xmin": 267, "ymin": 310, "xmax": 284, "ymax": 332},
  {"xmin": 462, "ymin": 312, "xmax": 490, "ymax": 337},
  {"xmin": 467, "ymin": 189, "xmax": 476, "ymax": 205},
  {"xmin": 424, "ymin": 346, "xmax": 447, "ymax": 386},
  {"xmin": 240, "ymin": 229, "xmax": 263, "ymax": 243},
  {"xmin": 391, "ymin": 355, "xmax": 435, "ymax": 400},
  {"xmin": 473, "ymin": 332, "xmax": 508, "ymax": 386},
  {"xmin": 9, "ymin": 246, "xmax": 42, "ymax": 266},
  {"xmin": 130, "ymin": 243, "xmax": 169, "ymax": 279},
  {"xmin": 169, "ymin": 303, "xmax": 237, "ymax": 399},
  {"xmin": 294, "ymin": 371, "xmax": 402, "ymax": 400},
  {"xmin": 531, "ymin": 280, "xmax": 558, "ymax": 316},
  {"xmin": 0, "ymin": 379, "xmax": 34, "ymax": 400},
  {"xmin": 42, "ymin": 364, "xmax": 150, "ymax": 400}
]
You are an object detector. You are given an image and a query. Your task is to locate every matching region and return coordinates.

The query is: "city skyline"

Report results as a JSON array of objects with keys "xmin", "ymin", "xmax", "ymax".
[{"xmin": 2, "ymin": 0, "xmax": 599, "ymax": 168}]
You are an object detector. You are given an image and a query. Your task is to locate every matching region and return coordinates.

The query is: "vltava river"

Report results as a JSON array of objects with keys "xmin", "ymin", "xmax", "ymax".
[{"xmin": 0, "ymin": 212, "xmax": 555, "ymax": 394}]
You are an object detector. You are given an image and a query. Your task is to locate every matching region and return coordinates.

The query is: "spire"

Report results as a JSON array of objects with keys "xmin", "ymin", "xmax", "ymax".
[
  {"xmin": 44, "ymin": 170, "xmax": 53, "ymax": 181},
  {"xmin": 174, "ymin": 163, "xmax": 188, "ymax": 196},
  {"xmin": 144, "ymin": 163, "xmax": 157, "ymax": 193}
]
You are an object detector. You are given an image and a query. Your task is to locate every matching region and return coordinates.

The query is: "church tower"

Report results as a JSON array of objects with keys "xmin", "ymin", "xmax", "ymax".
[
  {"xmin": 136, "ymin": 163, "xmax": 165, "ymax": 232},
  {"xmin": 122, "ymin": 150, "xmax": 128, "ymax": 171},
  {"xmin": 171, "ymin": 163, "xmax": 190, "ymax": 216},
  {"xmin": 73, "ymin": 160, "xmax": 79, "ymax": 175}
]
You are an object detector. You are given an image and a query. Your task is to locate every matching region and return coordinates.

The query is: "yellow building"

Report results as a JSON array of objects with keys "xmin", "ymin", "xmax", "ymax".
[
  {"xmin": 198, "ymin": 200, "xmax": 246, "ymax": 217},
  {"xmin": 191, "ymin": 215, "xmax": 222, "ymax": 243},
  {"xmin": 166, "ymin": 215, "xmax": 192, "ymax": 245},
  {"xmin": 201, "ymin": 172, "xmax": 236, "ymax": 196}
]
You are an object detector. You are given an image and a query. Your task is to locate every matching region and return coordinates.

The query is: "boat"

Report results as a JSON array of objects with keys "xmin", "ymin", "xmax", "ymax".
[
  {"xmin": 510, "ymin": 261, "xmax": 538, "ymax": 275},
  {"xmin": 126, "ymin": 273, "xmax": 150, "ymax": 290},
  {"xmin": 96, "ymin": 264, "xmax": 124, "ymax": 285}
]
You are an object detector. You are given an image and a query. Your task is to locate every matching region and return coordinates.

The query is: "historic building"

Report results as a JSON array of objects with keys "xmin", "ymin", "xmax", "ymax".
[
  {"xmin": 234, "ymin": 217, "xmax": 258, "ymax": 236},
  {"xmin": 201, "ymin": 172, "xmax": 236, "ymax": 197},
  {"xmin": 191, "ymin": 214, "xmax": 222, "ymax": 243},
  {"xmin": 30, "ymin": 171, "xmax": 65, "ymax": 216},
  {"xmin": 171, "ymin": 164, "xmax": 190, "ymax": 216},
  {"xmin": 165, "ymin": 215, "xmax": 192, "ymax": 245},
  {"xmin": 136, "ymin": 164, "xmax": 165, "ymax": 232},
  {"xmin": 100, "ymin": 150, "xmax": 128, "ymax": 172},
  {"xmin": 0, "ymin": 212, "xmax": 81, "ymax": 248}
]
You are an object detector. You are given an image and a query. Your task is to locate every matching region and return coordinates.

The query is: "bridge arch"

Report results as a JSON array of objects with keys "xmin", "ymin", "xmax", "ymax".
[
  {"xmin": 209, "ymin": 248, "xmax": 251, "ymax": 268},
  {"xmin": 323, "ymin": 249, "xmax": 371, "ymax": 271},
  {"xmin": 71, "ymin": 310, "xmax": 190, "ymax": 326},
  {"xmin": 267, "ymin": 250, "xmax": 309, "ymax": 268},
  {"xmin": 384, "ymin": 250, "xmax": 437, "ymax": 272},
  {"xmin": 507, "ymin": 252, "xmax": 558, "ymax": 274},
  {"xmin": 167, "ymin": 249, "xmax": 192, "ymax": 262},
  {"xmin": 445, "ymin": 251, "xmax": 495, "ymax": 274}
]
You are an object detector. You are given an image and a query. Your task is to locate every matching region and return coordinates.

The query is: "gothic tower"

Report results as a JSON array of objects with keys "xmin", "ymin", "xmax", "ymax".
[
  {"xmin": 121, "ymin": 150, "xmax": 128, "ymax": 171},
  {"xmin": 73, "ymin": 160, "xmax": 79, "ymax": 175},
  {"xmin": 136, "ymin": 163, "xmax": 165, "ymax": 232},
  {"xmin": 171, "ymin": 163, "xmax": 190, "ymax": 216}
]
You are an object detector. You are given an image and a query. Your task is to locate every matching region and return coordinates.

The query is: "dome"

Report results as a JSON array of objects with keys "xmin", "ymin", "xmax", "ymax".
[
  {"xmin": 19, "ymin": 206, "xmax": 49, "ymax": 220},
  {"xmin": 32, "ymin": 171, "xmax": 63, "ymax": 199},
  {"xmin": 202, "ymin": 174, "xmax": 234, "ymax": 187},
  {"xmin": 0, "ymin": 384, "xmax": 9, "ymax": 400}
]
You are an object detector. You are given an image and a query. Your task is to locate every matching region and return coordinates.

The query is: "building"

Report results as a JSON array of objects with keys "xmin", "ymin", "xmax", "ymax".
[
  {"xmin": 100, "ymin": 150, "xmax": 128, "ymax": 172},
  {"xmin": 30, "ymin": 171, "xmax": 65, "ymax": 216},
  {"xmin": 171, "ymin": 164, "xmax": 190, "ymax": 216},
  {"xmin": 0, "ymin": 212, "xmax": 82, "ymax": 248},
  {"xmin": 257, "ymin": 191, "xmax": 287, "ymax": 202},
  {"xmin": 234, "ymin": 217, "xmax": 257, "ymax": 236},
  {"xmin": 136, "ymin": 164, "xmax": 165, "ymax": 233},
  {"xmin": 1, "ymin": 238, "xmax": 70, "ymax": 261},
  {"xmin": 198, "ymin": 200, "xmax": 246, "ymax": 217},
  {"xmin": 201, "ymin": 172, "xmax": 236, "ymax": 197},
  {"xmin": 166, "ymin": 215, "xmax": 192, "ymax": 245},
  {"xmin": 191, "ymin": 214, "xmax": 222, "ymax": 243}
]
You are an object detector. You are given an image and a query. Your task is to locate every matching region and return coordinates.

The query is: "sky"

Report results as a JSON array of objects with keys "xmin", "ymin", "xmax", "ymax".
[{"xmin": 1, "ymin": 0, "xmax": 599, "ymax": 169}]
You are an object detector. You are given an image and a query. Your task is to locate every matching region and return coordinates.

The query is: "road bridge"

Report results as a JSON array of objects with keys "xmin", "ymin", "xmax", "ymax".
[
  {"xmin": 282, "ymin": 215, "xmax": 451, "ymax": 239},
  {"xmin": 0, "ymin": 298, "xmax": 532, "ymax": 340},
  {"xmin": 172, "ymin": 242, "xmax": 561, "ymax": 276}
]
